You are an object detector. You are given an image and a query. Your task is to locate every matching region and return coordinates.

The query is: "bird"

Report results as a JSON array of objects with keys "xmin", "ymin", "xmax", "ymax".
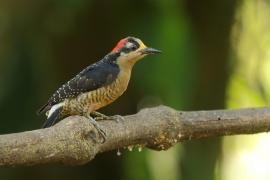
[{"xmin": 37, "ymin": 36, "xmax": 161, "ymax": 142}]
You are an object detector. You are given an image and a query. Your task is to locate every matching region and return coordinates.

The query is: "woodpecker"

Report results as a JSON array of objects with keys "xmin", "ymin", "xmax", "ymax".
[{"xmin": 37, "ymin": 36, "xmax": 161, "ymax": 141}]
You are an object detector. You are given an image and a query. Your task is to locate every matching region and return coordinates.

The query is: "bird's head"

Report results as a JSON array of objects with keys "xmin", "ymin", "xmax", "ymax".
[{"xmin": 110, "ymin": 36, "xmax": 161, "ymax": 68}]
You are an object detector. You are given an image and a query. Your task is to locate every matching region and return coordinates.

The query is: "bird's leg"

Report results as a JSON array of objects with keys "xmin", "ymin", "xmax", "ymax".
[
  {"xmin": 91, "ymin": 111, "xmax": 124, "ymax": 122},
  {"xmin": 85, "ymin": 113, "xmax": 106, "ymax": 143}
]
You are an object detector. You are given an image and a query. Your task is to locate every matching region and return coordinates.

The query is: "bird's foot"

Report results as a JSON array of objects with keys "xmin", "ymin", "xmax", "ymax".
[
  {"xmin": 91, "ymin": 111, "xmax": 110, "ymax": 121},
  {"xmin": 86, "ymin": 114, "xmax": 106, "ymax": 143},
  {"xmin": 108, "ymin": 115, "xmax": 125, "ymax": 123},
  {"xmin": 91, "ymin": 111, "xmax": 124, "ymax": 123}
]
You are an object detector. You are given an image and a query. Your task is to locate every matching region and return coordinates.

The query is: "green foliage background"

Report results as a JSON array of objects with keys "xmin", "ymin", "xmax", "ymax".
[{"xmin": 0, "ymin": 0, "xmax": 269, "ymax": 180}]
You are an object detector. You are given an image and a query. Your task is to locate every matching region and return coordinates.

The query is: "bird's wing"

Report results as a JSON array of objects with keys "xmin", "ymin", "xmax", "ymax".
[{"xmin": 37, "ymin": 61, "xmax": 120, "ymax": 114}]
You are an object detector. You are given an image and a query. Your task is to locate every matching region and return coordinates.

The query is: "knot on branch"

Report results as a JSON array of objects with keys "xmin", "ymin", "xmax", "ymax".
[
  {"xmin": 51, "ymin": 116, "xmax": 101, "ymax": 165},
  {"xmin": 139, "ymin": 106, "xmax": 182, "ymax": 150}
]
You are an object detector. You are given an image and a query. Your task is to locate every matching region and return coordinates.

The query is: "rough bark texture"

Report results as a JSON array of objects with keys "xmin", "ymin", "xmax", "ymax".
[{"xmin": 0, "ymin": 105, "xmax": 270, "ymax": 167}]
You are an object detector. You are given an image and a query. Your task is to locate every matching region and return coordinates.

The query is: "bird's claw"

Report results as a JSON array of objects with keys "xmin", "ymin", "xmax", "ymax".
[
  {"xmin": 95, "ymin": 114, "xmax": 124, "ymax": 123},
  {"xmin": 86, "ymin": 114, "xmax": 107, "ymax": 143},
  {"xmin": 92, "ymin": 123, "xmax": 107, "ymax": 143},
  {"xmin": 97, "ymin": 128, "xmax": 106, "ymax": 143},
  {"xmin": 92, "ymin": 111, "xmax": 124, "ymax": 123},
  {"xmin": 108, "ymin": 115, "xmax": 124, "ymax": 123},
  {"xmin": 94, "ymin": 115, "xmax": 110, "ymax": 121}
]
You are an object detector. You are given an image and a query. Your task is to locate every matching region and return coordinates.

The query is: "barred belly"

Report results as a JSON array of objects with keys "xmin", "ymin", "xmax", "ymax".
[{"xmin": 62, "ymin": 69, "xmax": 130, "ymax": 117}]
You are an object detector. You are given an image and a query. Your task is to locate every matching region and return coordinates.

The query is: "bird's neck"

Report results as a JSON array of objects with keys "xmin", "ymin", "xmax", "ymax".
[
  {"xmin": 104, "ymin": 52, "xmax": 141, "ymax": 71},
  {"xmin": 116, "ymin": 54, "xmax": 142, "ymax": 70}
]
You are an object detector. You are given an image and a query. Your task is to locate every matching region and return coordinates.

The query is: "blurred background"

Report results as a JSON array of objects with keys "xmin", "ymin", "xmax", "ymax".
[{"xmin": 0, "ymin": 0, "xmax": 270, "ymax": 179}]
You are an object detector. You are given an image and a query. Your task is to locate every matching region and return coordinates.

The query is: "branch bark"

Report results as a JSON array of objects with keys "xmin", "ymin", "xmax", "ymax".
[{"xmin": 1, "ymin": 105, "xmax": 270, "ymax": 167}]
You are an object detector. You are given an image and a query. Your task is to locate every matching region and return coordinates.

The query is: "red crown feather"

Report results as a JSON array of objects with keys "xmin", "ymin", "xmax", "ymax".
[{"xmin": 111, "ymin": 37, "xmax": 128, "ymax": 52}]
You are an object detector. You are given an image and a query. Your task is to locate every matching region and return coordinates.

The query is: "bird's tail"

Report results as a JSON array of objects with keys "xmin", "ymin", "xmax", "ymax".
[
  {"xmin": 42, "ymin": 105, "xmax": 63, "ymax": 128},
  {"xmin": 37, "ymin": 102, "xmax": 51, "ymax": 115}
]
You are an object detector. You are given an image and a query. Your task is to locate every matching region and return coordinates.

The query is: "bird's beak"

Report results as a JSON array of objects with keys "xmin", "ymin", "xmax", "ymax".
[{"xmin": 140, "ymin": 47, "xmax": 162, "ymax": 55}]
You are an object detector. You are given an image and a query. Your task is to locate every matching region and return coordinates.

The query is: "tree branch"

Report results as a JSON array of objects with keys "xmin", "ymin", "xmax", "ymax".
[{"xmin": 1, "ymin": 105, "xmax": 270, "ymax": 167}]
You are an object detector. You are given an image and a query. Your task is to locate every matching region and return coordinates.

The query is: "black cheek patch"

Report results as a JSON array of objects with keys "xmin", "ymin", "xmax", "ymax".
[{"xmin": 121, "ymin": 47, "xmax": 131, "ymax": 53}]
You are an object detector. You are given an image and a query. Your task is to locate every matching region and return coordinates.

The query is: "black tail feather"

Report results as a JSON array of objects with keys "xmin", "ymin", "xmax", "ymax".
[
  {"xmin": 37, "ymin": 102, "xmax": 51, "ymax": 115},
  {"xmin": 42, "ymin": 106, "xmax": 63, "ymax": 128}
]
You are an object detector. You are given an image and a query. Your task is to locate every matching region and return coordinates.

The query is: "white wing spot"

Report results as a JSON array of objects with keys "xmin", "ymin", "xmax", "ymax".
[{"xmin": 47, "ymin": 102, "xmax": 64, "ymax": 118}]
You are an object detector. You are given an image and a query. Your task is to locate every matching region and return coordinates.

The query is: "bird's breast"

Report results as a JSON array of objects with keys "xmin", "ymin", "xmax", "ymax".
[
  {"xmin": 91, "ymin": 68, "xmax": 131, "ymax": 109},
  {"xmin": 64, "ymin": 68, "xmax": 131, "ymax": 115}
]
